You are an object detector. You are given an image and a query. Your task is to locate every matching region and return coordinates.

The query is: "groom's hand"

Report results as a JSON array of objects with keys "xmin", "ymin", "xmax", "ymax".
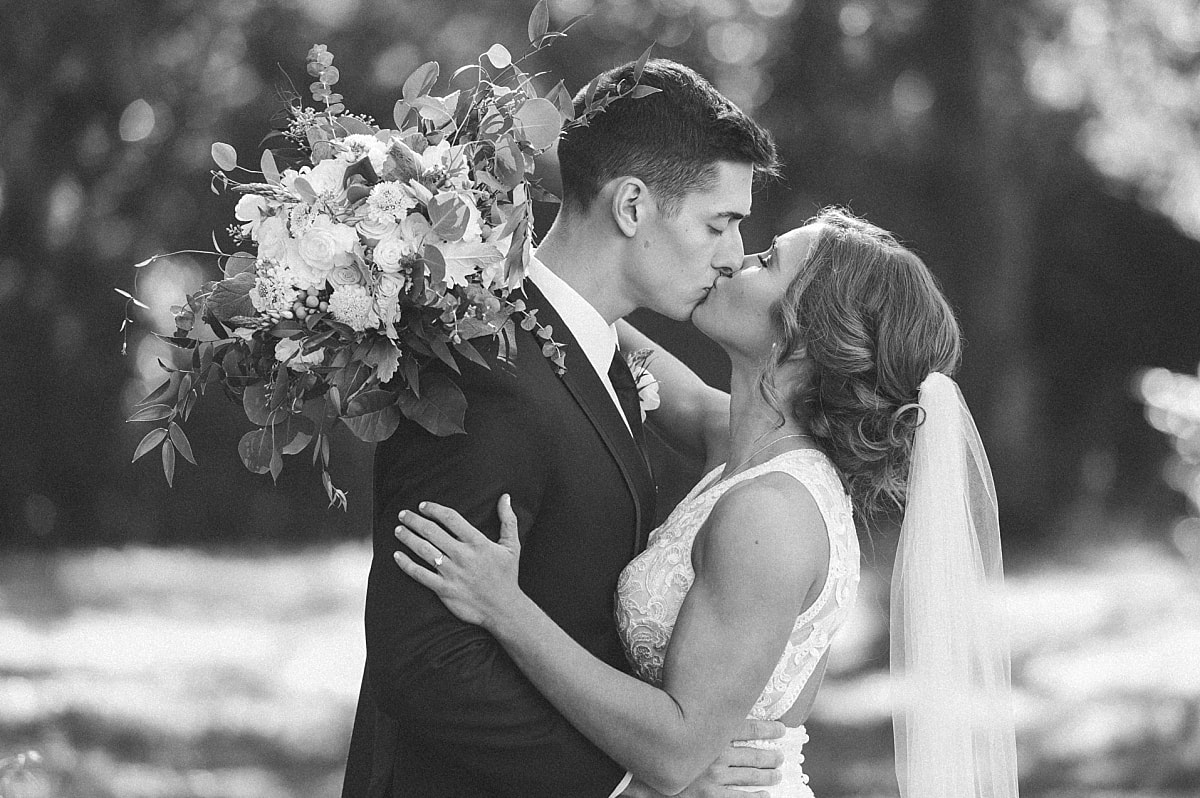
[{"xmin": 677, "ymin": 719, "xmax": 786, "ymax": 797}]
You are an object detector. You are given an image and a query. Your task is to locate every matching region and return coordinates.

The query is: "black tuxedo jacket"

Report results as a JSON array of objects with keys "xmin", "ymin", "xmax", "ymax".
[{"xmin": 342, "ymin": 283, "xmax": 657, "ymax": 798}]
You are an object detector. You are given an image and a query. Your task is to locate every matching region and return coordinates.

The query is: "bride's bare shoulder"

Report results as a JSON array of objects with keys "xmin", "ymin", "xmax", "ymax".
[{"xmin": 693, "ymin": 471, "xmax": 830, "ymax": 602}]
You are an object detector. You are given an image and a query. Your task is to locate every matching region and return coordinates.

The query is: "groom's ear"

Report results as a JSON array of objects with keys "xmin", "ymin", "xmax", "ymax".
[{"xmin": 609, "ymin": 177, "xmax": 649, "ymax": 238}]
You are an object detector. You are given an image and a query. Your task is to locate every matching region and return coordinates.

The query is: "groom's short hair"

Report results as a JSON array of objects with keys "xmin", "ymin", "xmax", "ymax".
[{"xmin": 558, "ymin": 59, "xmax": 780, "ymax": 216}]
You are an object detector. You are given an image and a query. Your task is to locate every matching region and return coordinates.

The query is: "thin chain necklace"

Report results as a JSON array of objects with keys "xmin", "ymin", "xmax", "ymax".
[{"xmin": 721, "ymin": 432, "xmax": 812, "ymax": 482}]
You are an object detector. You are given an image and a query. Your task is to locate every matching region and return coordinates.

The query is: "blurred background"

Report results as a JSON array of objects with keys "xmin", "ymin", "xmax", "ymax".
[{"xmin": 2, "ymin": 0, "xmax": 1200, "ymax": 795}]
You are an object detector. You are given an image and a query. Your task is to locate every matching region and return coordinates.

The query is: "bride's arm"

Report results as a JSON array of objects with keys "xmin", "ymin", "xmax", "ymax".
[
  {"xmin": 617, "ymin": 320, "xmax": 729, "ymax": 469},
  {"xmin": 395, "ymin": 478, "xmax": 828, "ymax": 795}
]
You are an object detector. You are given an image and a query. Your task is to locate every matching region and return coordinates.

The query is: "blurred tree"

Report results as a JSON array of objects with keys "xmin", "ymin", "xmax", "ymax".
[{"xmin": 2, "ymin": 0, "xmax": 1198, "ymax": 546}]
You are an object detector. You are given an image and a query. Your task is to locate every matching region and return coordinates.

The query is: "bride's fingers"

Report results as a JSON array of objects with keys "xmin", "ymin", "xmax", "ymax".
[
  {"xmin": 393, "ymin": 548, "xmax": 444, "ymax": 591},
  {"xmin": 397, "ymin": 510, "xmax": 462, "ymax": 557},
  {"xmin": 416, "ymin": 502, "xmax": 486, "ymax": 544},
  {"xmin": 497, "ymin": 494, "xmax": 520, "ymax": 552},
  {"xmin": 395, "ymin": 525, "xmax": 449, "ymax": 570}
]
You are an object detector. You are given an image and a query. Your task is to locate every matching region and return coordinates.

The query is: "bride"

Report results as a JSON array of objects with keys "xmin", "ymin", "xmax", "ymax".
[{"xmin": 393, "ymin": 207, "xmax": 1019, "ymax": 797}]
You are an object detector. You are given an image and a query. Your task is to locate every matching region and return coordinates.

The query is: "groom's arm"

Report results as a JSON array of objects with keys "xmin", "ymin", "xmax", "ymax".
[{"xmin": 365, "ymin": 387, "xmax": 627, "ymax": 796}]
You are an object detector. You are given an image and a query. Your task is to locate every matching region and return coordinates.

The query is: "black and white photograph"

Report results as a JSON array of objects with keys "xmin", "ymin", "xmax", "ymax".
[{"xmin": 2, "ymin": 1, "xmax": 1199, "ymax": 796}]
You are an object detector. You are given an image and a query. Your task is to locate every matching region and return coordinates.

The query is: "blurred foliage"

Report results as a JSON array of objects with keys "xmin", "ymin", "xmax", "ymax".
[
  {"xmin": 3, "ymin": 542, "xmax": 1199, "ymax": 796},
  {"xmin": 2, "ymin": 0, "xmax": 1199, "ymax": 546}
]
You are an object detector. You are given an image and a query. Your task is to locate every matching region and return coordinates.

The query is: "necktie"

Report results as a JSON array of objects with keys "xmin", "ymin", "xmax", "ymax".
[{"xmin": 608, "ymin": 348, "xmax": 647, "ymax": 452}]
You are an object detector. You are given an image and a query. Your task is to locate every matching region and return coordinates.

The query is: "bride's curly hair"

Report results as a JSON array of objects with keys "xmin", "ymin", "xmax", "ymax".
[{"xmin": 762, "ymin": 207, "xmax": 962, "ymax": 518}]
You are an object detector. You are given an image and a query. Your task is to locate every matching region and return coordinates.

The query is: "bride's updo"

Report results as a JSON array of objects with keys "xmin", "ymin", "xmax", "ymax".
[{"xmin": 766, "ymin": 207, "xmax": 962, "ymax": 517}]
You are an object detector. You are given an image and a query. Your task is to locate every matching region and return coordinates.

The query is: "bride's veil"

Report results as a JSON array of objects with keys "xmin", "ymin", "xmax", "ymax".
[{"xmin": 889, "ymin": 372, "xmax": 1020, "ymax": 798}]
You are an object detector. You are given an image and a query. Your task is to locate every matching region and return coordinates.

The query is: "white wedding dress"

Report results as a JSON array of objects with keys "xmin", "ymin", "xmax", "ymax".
[{"xmin": 615, "ymin": 449, "xmax": 861, "ymax": 797}]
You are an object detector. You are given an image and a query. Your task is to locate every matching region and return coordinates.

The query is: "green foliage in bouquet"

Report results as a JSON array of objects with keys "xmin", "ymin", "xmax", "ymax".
[{"xmin": 120, "ymin": 2, "xmax": 658, "ymax": 508}]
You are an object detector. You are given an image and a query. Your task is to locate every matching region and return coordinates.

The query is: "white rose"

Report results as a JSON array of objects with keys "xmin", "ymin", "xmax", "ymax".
[
  {"xmin": 330, "ymin": 262, "xmax": 364, "ymax": 286},
  {"xmin": 255, "ymin": 216, "xmax": 290, "ymax": 261},
  {"xmin": 373, "ymin": 234, "xmax": 407, "ymax": 272},
  {"xmin": 356, "ymin": 215, "xmax": 398, "ymax": 243},
  {"xmin": 297, "ymin": 217, "xmax": 356, "ymax": 275},
  {"xmin": 377, "ymin": 273, "xmax": 405, "ymax": 299}
]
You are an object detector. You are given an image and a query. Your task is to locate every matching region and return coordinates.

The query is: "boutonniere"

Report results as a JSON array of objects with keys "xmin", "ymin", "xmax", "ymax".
[{"xmin": 623, "ymin": 348, "xmax": 660, "ymax": 421}]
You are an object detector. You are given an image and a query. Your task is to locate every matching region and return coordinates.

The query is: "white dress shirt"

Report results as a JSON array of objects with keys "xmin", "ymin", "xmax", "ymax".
[
  {"xmin": 525, "ymin": 256, "xmax": 636, "ymax": 798},
  {"xmin": 526, "ymin": 257, "xmax": 634, "ymax": 435}
]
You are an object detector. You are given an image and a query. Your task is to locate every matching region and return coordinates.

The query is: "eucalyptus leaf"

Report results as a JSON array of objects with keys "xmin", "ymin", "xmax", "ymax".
[
  {"xmin": 260, "ymin": 149, "xmax": 281, "ymax": 185},
  {"xmin": 485, "ymin": 43, "xmax": 512, "ymax": 69},
  {"xmin": 211, "ymin": 142, "xmax": 238, "ymax": 171},
  {"xmin": 528, "ymin": 0, "xmax": 550, "ymax": 43},
  {"xmin": 238, "ymin": 428, "xmax": 274, "ymax": 474},
  {"xmin": 515, "ymin": 98, "xmax": 562, "ymax": 151},
  {"xmin": 402, "ymin": 61, "xmax": 440, "ymax": 103},
  {"xmin": 280, "ymin": 414, "xmax": 316, "ymax": 455},
  {"xmin": 243, "ymin": 383, "xmax": 285, "ymax": 427},
  {"xmin": 292, "ymin": 177, "xmax": 318, "ymax": 203}
]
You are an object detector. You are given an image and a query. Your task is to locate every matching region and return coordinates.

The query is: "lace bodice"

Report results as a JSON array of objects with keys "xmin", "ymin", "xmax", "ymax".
[{"xmin": 615, "ymin": 449, "xmax": 860, "ymax": 721}]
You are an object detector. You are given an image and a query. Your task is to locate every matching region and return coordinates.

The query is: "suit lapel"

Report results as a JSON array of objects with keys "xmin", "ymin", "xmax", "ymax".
[{"xmin": 519, "ymin": 282, "xmax": 657, "ymax": 554}]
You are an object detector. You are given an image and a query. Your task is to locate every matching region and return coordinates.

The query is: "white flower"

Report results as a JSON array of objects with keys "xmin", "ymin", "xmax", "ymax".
[
  {"xmin": 274, "ymin": 336, "xmax": 324, "ymax": 372},
  {"xmin": 366, "ymin": 181, "xmax": 417, "ymax": 221},
  {"xmin": 235, "ymin": 195, "xmax": 272, "ymax": 236},
  {"xmin": 295, "ymin": 216, "xmax": 357, "ymax": 284},
  {"xmin": 328, "ymin": 284, "xmax": 378, "ymax": 331},
  {"xmin": 372, "ymin": 234, "xmax": 407, "ymax": 272},
  {"xmin": 250, "ymin": 257, "xmax": 301, "ymax": 314},
  {"xmin": 373, "ymin": 214, "xmax": 431, "ymax": 272},
  {"xmin": 284, "ymin": 159, "xmax": 347, "ymax": 201},
  {"xmin": 377, "ymin": 273, "xmax": 406, "ymax": 299},
  {"xmin": 338, "ymin": 134, "xmax": 388, "ymax": 173},
  {"xmin": 330, "ymin": 262, "xmax": 365, "ymax": 286},
  {"xmin": 356, "ymin": 214, "xmax": 399, "ymax": 243},
  {"xmin": 255, "ymin": 216, "xmax": 291, "ymax": 261},
  {"xmin": 625, "ymin": 350, "xmax": 661, "ymax": 421}
]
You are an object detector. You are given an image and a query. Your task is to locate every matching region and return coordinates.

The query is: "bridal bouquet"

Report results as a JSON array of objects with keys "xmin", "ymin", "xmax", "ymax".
[{"xmin": 122, "ymin": 4, "xmax": 657, "ymax": 507}]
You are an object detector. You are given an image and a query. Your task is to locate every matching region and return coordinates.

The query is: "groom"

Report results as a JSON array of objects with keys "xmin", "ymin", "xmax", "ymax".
[{"xmin": 343, "ymin": 59, "xmax": 781, "ymax": 797}]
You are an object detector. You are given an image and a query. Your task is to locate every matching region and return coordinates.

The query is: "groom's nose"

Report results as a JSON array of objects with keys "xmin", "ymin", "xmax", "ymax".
[{"xmin": 711, "ymin": 234, "xmax": 744, "ymax": 275}]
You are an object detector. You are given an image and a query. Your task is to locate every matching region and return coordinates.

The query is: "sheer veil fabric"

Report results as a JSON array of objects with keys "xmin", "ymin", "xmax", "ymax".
[{"xmin": 890, "ymin": 373, "xmax": 1020, "ymax": 798}]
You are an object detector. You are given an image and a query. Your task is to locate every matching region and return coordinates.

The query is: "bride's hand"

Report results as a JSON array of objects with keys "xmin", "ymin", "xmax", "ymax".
[{"xmin": 393, "ymin": 494, "xmax": 523, "ymax": 629}]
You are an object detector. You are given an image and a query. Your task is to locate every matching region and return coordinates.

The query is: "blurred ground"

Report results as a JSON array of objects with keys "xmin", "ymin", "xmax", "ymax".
[{"xmin": 2, "ymin": 541, "xmax": 1199, "ymax": 797}]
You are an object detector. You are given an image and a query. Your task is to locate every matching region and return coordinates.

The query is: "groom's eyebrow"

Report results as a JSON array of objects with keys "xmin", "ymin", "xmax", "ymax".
[{"xmin": 716, "ymin": 211, "xmax": 749, "ymax": 220}]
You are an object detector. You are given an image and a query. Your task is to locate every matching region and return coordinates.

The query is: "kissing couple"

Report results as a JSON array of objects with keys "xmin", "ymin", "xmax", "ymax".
[{"xmin": 343, "ymin": 57, "xmax": 1018, "ymax": 798}]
